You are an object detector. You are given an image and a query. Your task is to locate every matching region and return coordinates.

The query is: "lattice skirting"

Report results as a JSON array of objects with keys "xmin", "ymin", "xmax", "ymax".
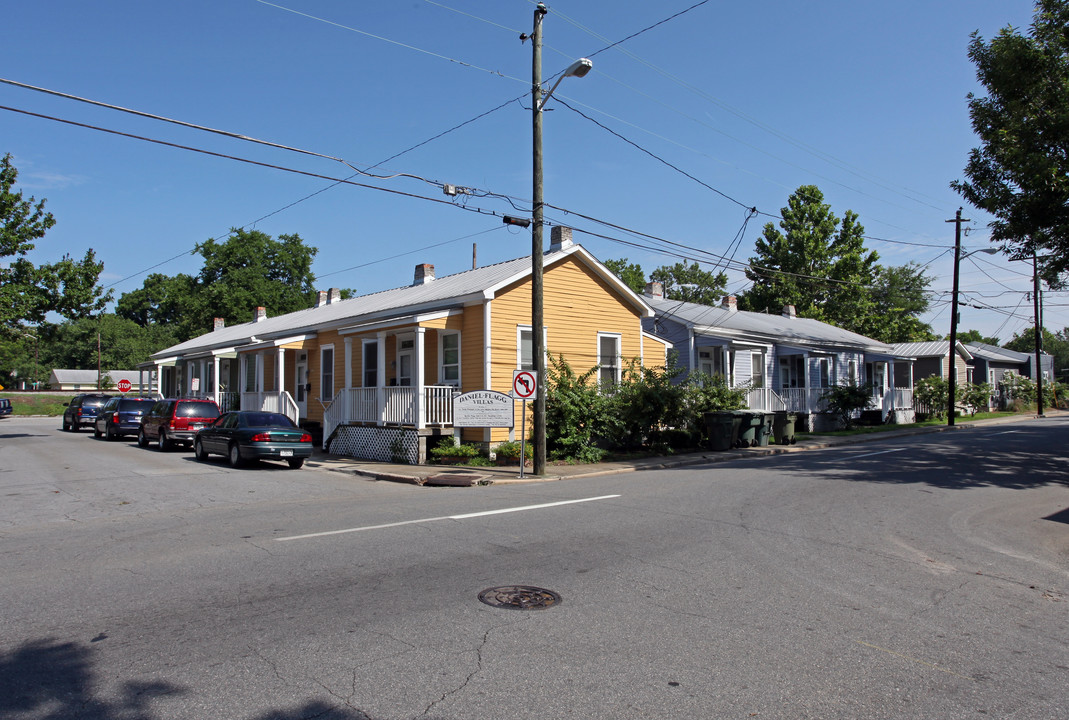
[{"xmin": 328, "ymin": 425, "xmax": 420, "ymax": 464}]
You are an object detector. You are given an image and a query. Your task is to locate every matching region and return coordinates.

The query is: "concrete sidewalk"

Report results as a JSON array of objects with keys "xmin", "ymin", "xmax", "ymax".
[{"xmin": 305, "ymin": 411, "xmax": 1062, "ymax": 486}]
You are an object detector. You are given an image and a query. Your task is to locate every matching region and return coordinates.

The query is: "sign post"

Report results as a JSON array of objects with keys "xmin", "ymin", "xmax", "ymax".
[{"xmin": 512, "ymin": 371, "xmax": 538, "ymax": 479}]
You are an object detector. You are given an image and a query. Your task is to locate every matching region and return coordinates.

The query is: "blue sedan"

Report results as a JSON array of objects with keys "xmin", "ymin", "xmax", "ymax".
[{"xmin": 193, "ymin": 411, "xmax": 313, "ymax": 469}]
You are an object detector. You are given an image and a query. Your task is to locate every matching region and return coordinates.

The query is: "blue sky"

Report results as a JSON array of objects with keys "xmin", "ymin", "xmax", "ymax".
[{"xmin": 3, "ymin": 0, "xmax": 1059, "ymax": 344}]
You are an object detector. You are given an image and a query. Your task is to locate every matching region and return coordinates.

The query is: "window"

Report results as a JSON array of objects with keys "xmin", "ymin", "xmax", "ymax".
[
  {"xmin": 440, "ymin": 333, "xmax": 460, "ymax": 386},
  {"xmin": 848, "ymin": 360, "xmax": 858, "ymax": 385},
  {"xmin": 518, "ymin": 327, "xmax": 533, "ymax": 371},
  {"xmin": 363, "ymin": 340, "xmax": 378, "ymax": 387},
  {"xmin": 699, "ymin": 348, "xmax": 726, "ymax": 377},
  {"xmin": 244, "ymin": 355, "xmax": 257, "ymax": 392},
  {"xmin": 321, "ymin": 345, "xmax": 334, "ymax": 398},
  {"xmin": 751, "ymin": 351, "xmax": 765, "ymax": 388},
  {"xmin": 817, "ymin": 357, "xmax": 831, "ymax": 388},
  {"xmin": 598, "ymin": 333, "xmax": 621, "ymax": 387}
]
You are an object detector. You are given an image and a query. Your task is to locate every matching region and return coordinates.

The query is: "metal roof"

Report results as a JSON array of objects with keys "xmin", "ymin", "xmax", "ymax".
[
  {"xmin": 964, "ymin": 342, "xmax": 1032, "ymax": 364},
  {"xmin": 648, "ymin": 297, "xmax": 894, "ymax": 353},
  {"xmin": 890, "ymin": 340, "xmax": 974, "ymax": 361},
  {"xmin": 151, "ymin": 244, "xmax": 652, "ymax": 361}
]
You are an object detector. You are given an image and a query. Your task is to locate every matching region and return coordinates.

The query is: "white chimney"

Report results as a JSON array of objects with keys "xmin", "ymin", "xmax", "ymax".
[
  {"xmin": 315, "ymin": 290, "xmax": 328, "ymax": 307},
  {"xmin": 255, "ymin": 306, "xmax": 267, "ymax": 322},
  {"xmin": 644, "ymin": 281, "xmax": 663, "ymax": 298},
  {"xmin": 328, "ymin": 287, "xmax": 341, "ymax": 304},
  {"xmin": 783, "ymin": 304, "xmax": 796, "ymax": 318},
  {"xmin": 213, "ymin": 318, "xmax": 225, "ymax": 331},
  {"xmin": 413, "ymin": 264, "xmax": 435, "ymax": 285},
  {"xmin": 550, "ymin": 226, "xmax": 574, "ymax": 252},
  {"xmin": 721, "ymin": 295, "xmax": 738, "ymax": 312}
]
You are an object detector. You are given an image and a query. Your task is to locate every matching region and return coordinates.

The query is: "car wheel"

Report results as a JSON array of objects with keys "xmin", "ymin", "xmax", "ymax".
[
  {"xmin": 93, "ymin": 426, "xmax": 102, "ymax": 439},
  {"xmin": 62, "ymin": 420, "xmax": 71, "ymax": 431},
  {"xmin": 287, "ymin": 457, "xmax": 305, "ymax": 470},
  {"xmin": 194, "ymin": 438, "xmax": 209, "ymax": 462},
  {"xmin": 138, "ymin": 428, "xmax": 149, "ymax": 448},
  {"xmin": 228, "ymin": 443, "xmax": 243, "ymax": 468},
  {"xmin": 106, "ymin": 426, "xmax": 117, "ymax": 441},
  {"xmin": 159, "ymin": 431, "xmax": 172, "ymax": 452}
]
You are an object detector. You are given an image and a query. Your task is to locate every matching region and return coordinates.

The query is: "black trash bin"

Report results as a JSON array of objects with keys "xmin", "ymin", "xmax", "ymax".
[
  {"xmin": 734, "ymin": 411, "xmax": 760, "ymax": 447},
  {"xmin": 704, "ymin": 411, "xmax": 735, "ymax": 451},
  {"xmin": 772, "ymin": 411, "xmax": 798, "ymax": 445}
]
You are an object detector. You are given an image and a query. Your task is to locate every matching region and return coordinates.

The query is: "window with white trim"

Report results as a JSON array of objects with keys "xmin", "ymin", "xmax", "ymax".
[
  {"xmin": 598, "ymin": 333, "xmax": 622, "ymax": 387},
  {"xmin": 518, "ymin": 326, "xmax": 534, "ymax": 371},
  {"xmin": 440, "ymin": 332, "xmax": 460, "ymax": 386},
  {"xmin": 244, "ymin": 355, "xmax": 257, "ymax": 392},
  {"xmin": 750, "ymin": 350, "xmax": 765, "ymax": 388},
  {"xmin": 320, "ymin": 345, "xmax": 334, "ymax": 398},
  {"xmin": 817, "ymin": 357, "xmax": 832, "ymax": 388}
]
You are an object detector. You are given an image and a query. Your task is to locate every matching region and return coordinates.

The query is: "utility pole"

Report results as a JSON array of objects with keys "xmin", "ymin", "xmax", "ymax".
[
  {"xmin": 946, "ymin": 208, "xmax": 968, "ymax": 426},
  {"xmin": 1033, "ymin": 253, "xmax": 1045, "ymax": 417},
  {"xmin": 530, "ymin": 2, "xmax": 548, "ymax": 475}
]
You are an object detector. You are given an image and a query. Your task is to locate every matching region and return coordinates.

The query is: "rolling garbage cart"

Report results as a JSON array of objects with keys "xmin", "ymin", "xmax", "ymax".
[
  {"xmin": 704, "ymin": 411, "xmax": 736, "ymax": 451},
  {"xmin": 772, "ymin": 411, "xmax": 798, "ymax": 445}
]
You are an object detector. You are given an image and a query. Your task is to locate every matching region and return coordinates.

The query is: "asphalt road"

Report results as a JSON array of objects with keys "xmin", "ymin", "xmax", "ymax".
[{"xmin": 1, "ymin": 414, "xmax": 1066, "ymax": 719}]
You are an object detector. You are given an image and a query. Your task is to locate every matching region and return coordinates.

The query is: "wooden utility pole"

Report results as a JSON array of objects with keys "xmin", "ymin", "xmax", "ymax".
[
  {"xmin": 1033, "ymin": 253, "xmax": 1045, "ymax": 417},
  {"xmin": 946, "ymin": 209, "xmax": 968, "ymax": 426}
]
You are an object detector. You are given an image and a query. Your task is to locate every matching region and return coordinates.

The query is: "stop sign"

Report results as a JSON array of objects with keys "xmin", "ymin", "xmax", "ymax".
[{"xmin": 117, "ymin": 379, "xmax": 132, "ymax": 393}]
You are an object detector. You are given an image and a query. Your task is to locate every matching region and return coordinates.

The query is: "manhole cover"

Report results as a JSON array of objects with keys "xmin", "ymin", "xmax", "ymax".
[{"xmin": 478, "ymin": 585, "xmax": 562, "ymax": 610}]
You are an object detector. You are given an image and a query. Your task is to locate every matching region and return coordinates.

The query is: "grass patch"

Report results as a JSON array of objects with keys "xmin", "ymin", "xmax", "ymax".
[{"xmin": 0, "ymin": 393, "xmax": 74, "ymax": 416}]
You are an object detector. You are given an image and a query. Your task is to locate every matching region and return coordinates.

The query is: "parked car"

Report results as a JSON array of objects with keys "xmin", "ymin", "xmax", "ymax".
[
  {"xmin": 62, "ymin": 393, "xmax": 112, "ymax": 431},
  {"xmin": 138, "ymin": 398, "xmax": 220, "ymax": 450},
  {"xmin": 194, "ymin": 411, "xmax": 313, "ymax": 469},
  {"xmin": 0, "ymin": 398, "xmax": 12, "ymax": 417},
  {"xmin": 94, "ymin": 396, "xmax": 157, "ymax": 440}
]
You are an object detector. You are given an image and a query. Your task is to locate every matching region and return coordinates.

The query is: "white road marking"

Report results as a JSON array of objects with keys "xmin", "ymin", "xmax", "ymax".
[
  {"xmin": 843, "ymin": 448, "xmax": 906, "ymax": 460},
  {"xmin": 274, "ymin": 494, "xmax": 622, "ymax": 542}
]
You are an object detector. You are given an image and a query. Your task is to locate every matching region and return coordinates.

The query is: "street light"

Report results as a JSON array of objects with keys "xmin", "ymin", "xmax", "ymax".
[
  {"xmin": 530, "ymin": 3, "xmax": 592, "ymax": 475},
  {"xmin": 947, "ymin": 206, "xmax": 997, "ymax": 425}
]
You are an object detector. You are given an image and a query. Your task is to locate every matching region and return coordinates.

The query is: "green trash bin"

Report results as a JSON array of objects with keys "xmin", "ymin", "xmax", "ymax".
[
  {"xmin": 754, "ymin": 412, "xmax": 774, "ymax": 447},
  {"xmin": 734, "ymin": 411, "xmax": 759, "ymax": 447},
  {"xmin": 772, "ymin": 411, "xmax": 798, "ymax": 445},
  {"xmin": 703, "ymin": 411, "xmax": 735, "ymax": 451}
]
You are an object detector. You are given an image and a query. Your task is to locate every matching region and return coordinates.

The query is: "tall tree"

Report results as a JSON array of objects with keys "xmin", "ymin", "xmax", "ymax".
[
  {"xmin": 649, "ymin": 261, "xmax": 727, "ymax": 305},
  {"xmin": 0, "ymin": 153, "xmax": 109, "ymax": 337},
  {"xmin": 951, "ymin": 0, "xmax": 1069, "ymax": 288},
  {"xmin": 602, "ymin": 258, "xmax": 647, "ymax": 295},
  {"xmin": 117, "ymin": 229, "xmax": 322, "ymax": 342},
  {"xmin": 863, "ymin": 263, "xmax": 937, "ymax": 343},
  {"xmin": 1004, "ymin": 326, "xmax": 1069, "ymax": 377},
  {"xmin": 740, "ymin": 185, "xmax": 879, "ymax": 328},
  {"xmin": 957, "ymin": 328, "xmax": 1001, "ymax": 346},
  {"xmin": 39, "ymin": 315, "xmax": 179, "ymax": 375}
]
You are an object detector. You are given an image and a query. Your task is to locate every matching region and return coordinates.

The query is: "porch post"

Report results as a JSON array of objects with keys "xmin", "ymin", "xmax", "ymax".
[
  {"xmin": 238, "ymin": 354, "xmax": 247, "ymax": 398},
  {"xmin": 213, "ymin": 355, "xmax": 221, "ymax": 406},
  {"xmin": 415, "ymin": 327, "xmax": 427, "ymax": 429},
  {"xmin": 344, "ymin": 337, "xmax": 353, "ymax": 389},
  {"xmin": 277, "ymin": 346, "xmax": 286, "ymax": 409},
  {"xmin": 688, "ymin": 329, "xmax": 696, "ymax": 377},
  {"xmin": 155, "ymin": 362, "xmax": 163, "ymax": 398},
  {"xmin": 376, "ymin": 331, "xmax": 387, "ymax": 426},
  {"xmin": 256, "ymin": 351, "xmax": 265, "ymax": 408}
]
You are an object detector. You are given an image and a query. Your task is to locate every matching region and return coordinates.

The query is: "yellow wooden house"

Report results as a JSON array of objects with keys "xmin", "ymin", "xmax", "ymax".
[{"xmin": 145, "ymin": 228, "xmax": 670, "ymax": 463}]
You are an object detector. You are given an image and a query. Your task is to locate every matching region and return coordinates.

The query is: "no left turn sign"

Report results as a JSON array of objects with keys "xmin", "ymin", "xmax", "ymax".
[{"xmin": 512, "ymin": 370, "xmax": 537, "ymax": 400}]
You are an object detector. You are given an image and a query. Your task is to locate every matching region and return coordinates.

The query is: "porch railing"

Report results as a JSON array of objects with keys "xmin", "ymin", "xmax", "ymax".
[
  {"xmin": 745, "ymin": 387, "xmax": 787, "ymax": 412},
  {"xmin": 240, "ymin": 391, "xmax": 299, "ymax": 424},
  {"xmin": 777, "ymin": 387, "xmax": 830, "ymax": 414},
  {"xmin": 323, "ymin": 386, "xmax": 458, "ymax": 445}
]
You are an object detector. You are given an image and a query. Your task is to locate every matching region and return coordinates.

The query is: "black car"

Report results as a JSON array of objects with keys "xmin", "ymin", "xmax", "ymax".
[
  {"xmin": 194, "ymin": 411, "xmax": 313, "ymax": 469},
  {"xmin": 94, "ymin": 396, "xmax": 157, "ymax": 440},
  {"xmin": 62, "ymin": 393, "xmax": 112, "ymax": 431},
  {"xmin": 0, "ymin": 398, "xmax": 12, "ymax": 417}
]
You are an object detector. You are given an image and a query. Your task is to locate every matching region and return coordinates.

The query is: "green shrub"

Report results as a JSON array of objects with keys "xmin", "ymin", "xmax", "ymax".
[
  {"xmin": 429, "ymin": 438, "xmax": 482, "ymax": 459},
  {"xmin": 493, "ymin": 440, "xmax": 531, "ymax": 461},
  {"xmin": 821, "ymin": 382, "xmax": 874, "ymax": 430},
  {"xmin": 960, "ymin": 382, "xmax": 993, "ymax": 416},
  {"xmin": 915, "ymin": 376, "xmax": 949, "ymax": 418}
]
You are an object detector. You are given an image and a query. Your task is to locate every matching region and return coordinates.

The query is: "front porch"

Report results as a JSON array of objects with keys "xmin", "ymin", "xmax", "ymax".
[{"xmin": 323, "ymin": 386, "xmax": 458, "ymax": 464}]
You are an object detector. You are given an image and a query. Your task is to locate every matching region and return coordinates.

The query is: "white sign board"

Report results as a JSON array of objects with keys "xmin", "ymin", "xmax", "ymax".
[
  {"xmin": 453, "ymin": 390, "xmax": 515, "ymax": 428},
  {"xmin": 512, "ymin": 370, "xmax": 538, "ymax": 400}
]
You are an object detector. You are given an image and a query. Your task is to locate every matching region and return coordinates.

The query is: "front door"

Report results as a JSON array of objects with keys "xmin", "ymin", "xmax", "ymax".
[
  {"xmin": 397, "ymin": 335, "xmax": 414, "ymax": 387},
  {"xmin": 295, "ymin": 354, "xmax": 307, "ymax": 418}
]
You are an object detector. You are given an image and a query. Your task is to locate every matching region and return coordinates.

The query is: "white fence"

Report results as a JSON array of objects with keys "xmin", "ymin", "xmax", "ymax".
[
  {"xmin": 240, "ymin": 391, "xmax": 300, "ymax": 424},
  {"xmin": 323, "ymin": 386, "xmax": 457, "ymax": 445}
]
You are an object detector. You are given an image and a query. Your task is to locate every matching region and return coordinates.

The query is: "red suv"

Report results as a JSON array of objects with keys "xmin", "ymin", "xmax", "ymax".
[{"xmin": 138, "ymin": 398, "xmax": 221, "ymax": 451}]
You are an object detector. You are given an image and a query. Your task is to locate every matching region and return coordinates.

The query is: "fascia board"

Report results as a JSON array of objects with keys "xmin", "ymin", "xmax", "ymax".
[{"xmin": 336, "ymin": 306, "xmax": 468, "ymax": 336}]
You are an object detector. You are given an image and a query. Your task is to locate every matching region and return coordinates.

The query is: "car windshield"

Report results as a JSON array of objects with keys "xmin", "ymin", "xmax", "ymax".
[
  {"xmin": 241, "ymin": 413, "xmax": 295, "ymax": 428},
  {"xmin": 175, "ymin": 401, "xmax": 219, "ymax": 419}
]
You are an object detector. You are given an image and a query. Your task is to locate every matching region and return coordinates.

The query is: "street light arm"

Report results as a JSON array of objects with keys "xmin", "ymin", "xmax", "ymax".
[{"xmin": 536, "ymin": 58, "xmax": 592, "ymax": 112}]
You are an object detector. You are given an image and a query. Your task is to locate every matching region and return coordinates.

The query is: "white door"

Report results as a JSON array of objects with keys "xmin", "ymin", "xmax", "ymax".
[
  {"xmin": 295, "ymin": 356, "xmax": 308, "ymax": 418},
  {"xmin": 397, "ymin": 335, "xmax": 414, "ymax": 387}
]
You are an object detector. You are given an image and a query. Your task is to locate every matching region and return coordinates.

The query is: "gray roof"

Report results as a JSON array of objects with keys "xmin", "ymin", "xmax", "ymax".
[
  {"xmin": 648, "ymin": 297, "xmax": 893, "ymax": 353},
  {"xmin": 890, "ymin": 340, "xmax": 975, "ymax": 361},
  {"xmin": 152, "ymin": 244, "xmax": 650, "ymax": 360},
  {"xmin": 964, "ymin": 342, "xmax": 1031, "ymax": 364}
]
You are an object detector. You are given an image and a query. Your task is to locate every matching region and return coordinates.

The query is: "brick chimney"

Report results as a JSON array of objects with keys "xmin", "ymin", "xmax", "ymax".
[
  {"xmin": 550, "ymin": 226, "xmax": 574, "ymax": 252},
  {"xmin": 213, "ymin": 318, "xmax": 225, "ymax": 331},
  {"xmin": 782, "ymin": 304, "xmax": 796, "ymax": 318},
  {"xmin": 328, "ymin": 287, "xmax": 341, "ymax": 304},
  {"xmin": 721, "ymin": 295, "xmax": 738, "ymax": 312},
  {"xmin": 413, "ymin": 263, "xmax": 435, "ymax": 285},
  {"xmin": 255, "ymin": 306, "xmax": 267, "ymax": 323},
  {"xmin": 644, "ymin": 281, "xmax": 663, "ymax": 298},
  {"xmin": 315, "ymin": 290, "xmax": 328, "ymax": 307}
]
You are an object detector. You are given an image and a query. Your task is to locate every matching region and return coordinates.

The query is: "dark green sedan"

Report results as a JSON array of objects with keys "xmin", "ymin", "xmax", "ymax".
[{"xmin": 193, "ymin": 411, "xmax": 313, "ymax": 469}]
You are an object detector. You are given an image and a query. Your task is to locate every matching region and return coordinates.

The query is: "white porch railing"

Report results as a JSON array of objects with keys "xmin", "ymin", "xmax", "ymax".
[
  {"xmin": 241, "ymin": 391, "xmax": 300, "ymax": 424},
  {"xmin": 745, "ymin": 387, "xmax": 787, "ymax": 412},
  {"xmin": 323, "ymin": 386, "xmax": 458, "ymax": 446},
  {"xmin": 777, "ymin": 387, "xmax": 830, "ymax": 414}
]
